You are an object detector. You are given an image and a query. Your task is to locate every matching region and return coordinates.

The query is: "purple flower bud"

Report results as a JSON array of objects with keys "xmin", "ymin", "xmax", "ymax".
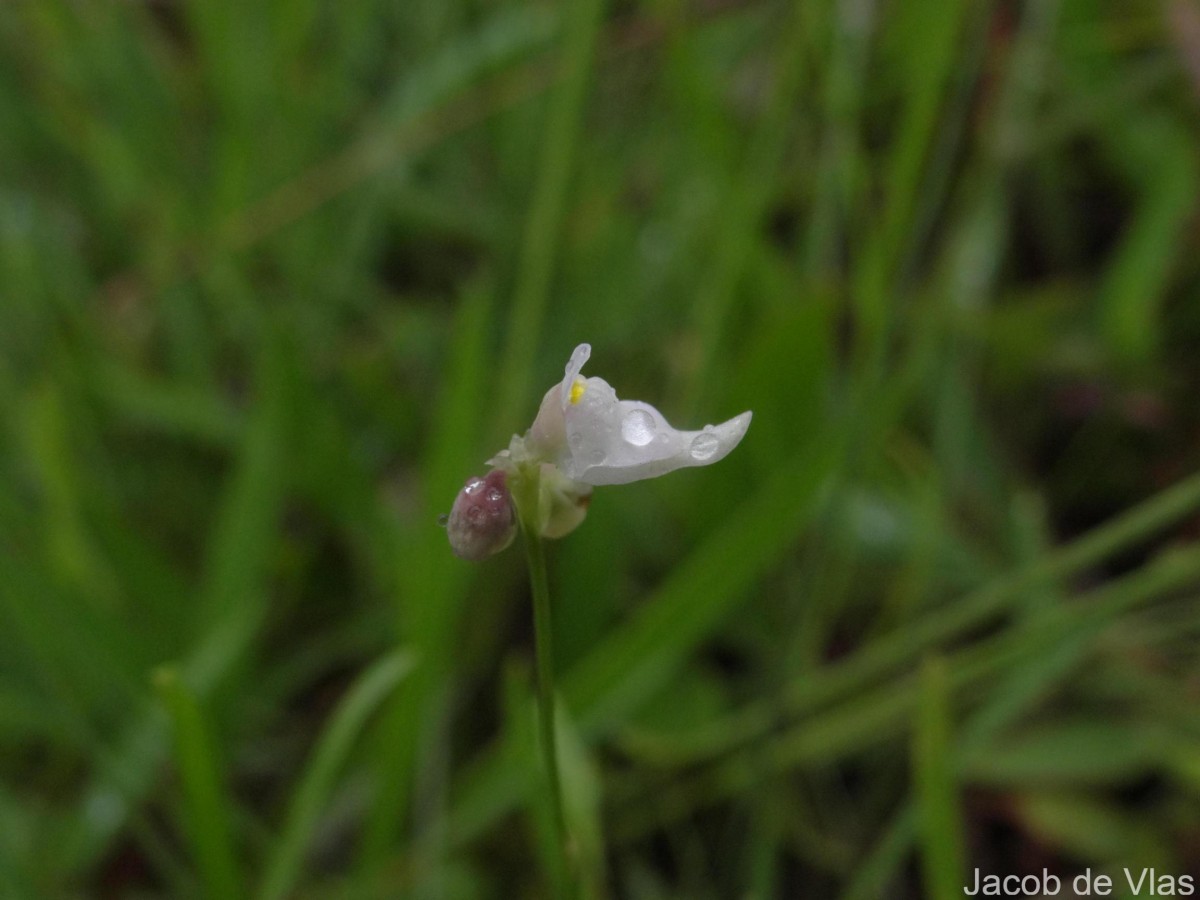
[{"xmin": 446, "ymin": 469, "xmax": 516, "ymax": 561}]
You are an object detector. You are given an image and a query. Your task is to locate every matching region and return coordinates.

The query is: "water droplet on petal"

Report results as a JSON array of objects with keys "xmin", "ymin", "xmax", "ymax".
[
  {"xmin": 621, "ymin": 409, "xmax": 656, "ymax": 446},
  {"xmin": 486, "ymin": 488, "xmax": 503, "ymax": 502},
  {"xmin": 467, "ymin": 504, "xmax": 486, "ymax": 524},
  {"xmin": 589, "ymin": 448, "xmax": 607, "ymax": 465},
  {"xmin": 689, "ymin": 432, "xmax": 719, "ymax": 460},
  {"xmin": 437, "ymin": 513, "xmax": 449, "ymax": 527},
  {"xmin": 464, "ymin": 478, "xmax": 485, "ymax": 495},
  {"xmin": 569, "ymin": 432, "xmax": 584, "ymax": 450}
]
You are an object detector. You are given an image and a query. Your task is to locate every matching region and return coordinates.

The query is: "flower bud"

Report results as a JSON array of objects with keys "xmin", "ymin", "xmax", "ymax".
[{"xmin": 446, "ymin": 469, "xmax": 516, "ymax": 561}]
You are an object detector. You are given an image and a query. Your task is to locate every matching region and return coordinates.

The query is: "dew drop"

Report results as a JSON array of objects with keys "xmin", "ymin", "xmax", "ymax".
[
  {"xmin": 621, "ymin": 409, "xmax": 656, "ymax": 446},
  {"xmin": 588, "ymin": 448, "xmax": 607, "ymax": 465},
  {"xmin": 689, "ymin": 432, "xmax": 720, "ymax": 461},
  {"xmin": 464, "ymin": 478, "xmax": 485, "ymax": 495},
  {"xmin": 486, "ymin": 488, "xmax": 503, "ymax": 503},
  {"xmin": 467, "ymin": 504, "xmax": 486, "ymax": 524},
  {"xmin": 437, "ymin": 513, "xmax": 449, "ymax": 527}
]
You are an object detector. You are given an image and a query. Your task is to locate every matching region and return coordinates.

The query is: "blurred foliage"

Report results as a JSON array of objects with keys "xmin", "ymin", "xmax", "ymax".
[{"xmin": 2, "ymin": 0, "xmax": 1200, "ymax": 897}]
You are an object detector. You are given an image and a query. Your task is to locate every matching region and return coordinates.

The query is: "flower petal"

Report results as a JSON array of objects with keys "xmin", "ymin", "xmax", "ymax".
[{"xmin": 555, "ymin": 345, "xmax": 751, "ymax": 485}]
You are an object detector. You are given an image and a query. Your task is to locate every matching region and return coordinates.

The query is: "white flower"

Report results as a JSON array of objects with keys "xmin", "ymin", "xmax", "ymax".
[
  {"xmin": 524, "ymin": 343, "xmax": 752, "ymax": 486},
  {"xmin": 451, "ymin": 343, "xmax": 751, "ymax": 556}
]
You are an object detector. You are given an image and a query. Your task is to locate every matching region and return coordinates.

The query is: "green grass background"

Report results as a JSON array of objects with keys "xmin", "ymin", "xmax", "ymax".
[{"xmin": 3, "ymin": 0, "xmax": 1200, "ymax": 897}]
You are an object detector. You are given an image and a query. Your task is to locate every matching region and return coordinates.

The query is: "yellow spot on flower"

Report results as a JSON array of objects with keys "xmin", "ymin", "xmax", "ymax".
[{"xmin": 569, "ymin": 379, "xmax": 586, "ymax": 405}]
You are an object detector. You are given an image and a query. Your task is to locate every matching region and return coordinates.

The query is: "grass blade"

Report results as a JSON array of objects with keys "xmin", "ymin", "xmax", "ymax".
[
  {"xmin": 493, "ymin": 0, "xmax": 607, "ymax": 433},
  {"xmin": 154, "ymin": 667, "xmax": 244, "ymax": 900},
  {"xmin": 257, "ymin": 650, "xmax": 416, "ymax": 900},
  {"xmin": 913, "ymin": 657, "xmax": 966, "ymax": 900}
]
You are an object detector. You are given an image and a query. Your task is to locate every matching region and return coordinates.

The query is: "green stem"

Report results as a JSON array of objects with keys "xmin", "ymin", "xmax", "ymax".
[{"xmin": 513, "ymin": 465, "xmax": 575, "ymax": 897}]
